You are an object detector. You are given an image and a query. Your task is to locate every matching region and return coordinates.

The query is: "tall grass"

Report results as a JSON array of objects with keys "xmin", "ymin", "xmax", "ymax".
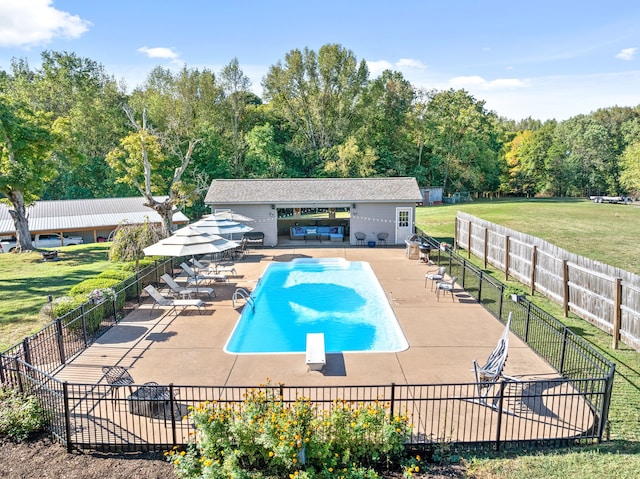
[{"xmin": 415, "ymin": 198, "xmax": 640, "ymax": 478}]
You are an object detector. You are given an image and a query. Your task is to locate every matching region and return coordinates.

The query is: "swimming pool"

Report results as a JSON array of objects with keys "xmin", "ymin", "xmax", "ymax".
[{"xmin": 224, "ymin": 258, "xmax": 408, "ymax": 354}]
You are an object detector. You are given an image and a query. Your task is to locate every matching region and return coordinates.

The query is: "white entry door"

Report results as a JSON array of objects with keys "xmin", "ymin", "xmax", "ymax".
[{"xmin": 395, "ymin": 207, "xmax": 413, "ymax": 243}]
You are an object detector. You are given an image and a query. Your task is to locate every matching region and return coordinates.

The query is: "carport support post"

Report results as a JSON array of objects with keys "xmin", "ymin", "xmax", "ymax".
[{"xmin": 612, "ymin": 278, "xmax": 622, "ymax": 349}]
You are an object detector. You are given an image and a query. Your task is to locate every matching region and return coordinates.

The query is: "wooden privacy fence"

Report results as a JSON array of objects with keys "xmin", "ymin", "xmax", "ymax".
[{"xmin": 455, "ymin": 212, "xmax": 640, "ymax": 352}]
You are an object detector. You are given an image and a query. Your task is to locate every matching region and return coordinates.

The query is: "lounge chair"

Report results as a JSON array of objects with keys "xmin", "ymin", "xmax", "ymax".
[
  {"xmin": 143, "ymin": 284, "xmax": 205, "ymax": 316},
  {"xmin": 180, "ymin": 262, "xmax": 228, "ymax": 285},
  {"xmin": 425, "ymin": 266, "xmax": 446, "ymax": 289},
  {"xmin": 161, "ymin": 273, "xmax": 215, "ymax": 299},
  {"xmin": 189, "ymin": 257, "xmax": 237, "ymax": 276},
  {"xmin": 468, "ymin": 314, "xmax": 517, "ymax": 414},
  {"xmin": 436, "ymin": 275, "xmax": 457, "ymax": 301}
]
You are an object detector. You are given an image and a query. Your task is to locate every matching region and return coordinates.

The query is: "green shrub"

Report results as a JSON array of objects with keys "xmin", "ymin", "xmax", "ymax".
[
  {"xmin": 51, "ymin": 296, "xmax": 86, "ymax": 320},
  {"xmin": 166, "ymin": 385, "xmax": 411, "ymax": 478},
  {"xmin": 0, "ymin": 387, "xmax": 47, "ymax": 440},
  {"xmin": 69, "ymin": 278, "xmax": 120, "ymax": 297},
  {"xmin": 97, "ymin": 270, "xmax": 132, "ymax": 281}
]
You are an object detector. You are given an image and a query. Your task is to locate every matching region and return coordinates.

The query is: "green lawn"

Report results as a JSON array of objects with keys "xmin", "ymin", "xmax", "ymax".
[
  {"xmin": 0, "ymin": 244, "xmax": 112, "ymax": 351},
  {"xmin": 415, "ymin": 198, "xmax": 640, "ymax": 478}
]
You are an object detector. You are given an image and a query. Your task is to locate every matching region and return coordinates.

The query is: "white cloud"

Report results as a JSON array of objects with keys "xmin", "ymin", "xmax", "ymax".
[
  {"xmin": 0, "ymin": 0, "xmax": 90, "ymax": 47},
  {"xmin": 366, "ymin": 60, "xmax": 394, "ymax": 76},
  {"xmin": 449, "ymin": 75, "xmax": 527, "ymax": 90},
  {"xmin": 137, "ymin": 46, "xmax": 180, "ymax": 61},
  {"xmin": 616, "ymin": 47, "xmax": 637, "ymax": 60},
  {"xmin": 367, "ymin": 58, "xmax": 426, "ymax": 77},
  {"xmin": 396, "ymin": 58, "xmax": 426, "ymax": 69}
]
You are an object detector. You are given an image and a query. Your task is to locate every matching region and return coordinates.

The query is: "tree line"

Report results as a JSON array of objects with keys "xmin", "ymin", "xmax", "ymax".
[{"xmin": 1, "ymin": 45, "xmax": 640, "ymax": 250}]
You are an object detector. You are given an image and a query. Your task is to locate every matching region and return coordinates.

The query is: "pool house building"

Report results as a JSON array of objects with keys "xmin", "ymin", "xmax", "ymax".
[{"xmin": 204, "ymin": 177, "xmax": 423, "ymax": 246}]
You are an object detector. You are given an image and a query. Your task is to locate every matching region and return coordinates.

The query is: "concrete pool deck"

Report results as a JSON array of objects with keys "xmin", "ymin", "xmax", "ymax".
[{"xmin": 55, "ymin": 245, "xmax": 558, "ymax": 388}]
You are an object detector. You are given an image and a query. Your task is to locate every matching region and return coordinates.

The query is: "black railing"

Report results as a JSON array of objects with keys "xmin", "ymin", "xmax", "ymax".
[{"xmin": 0, "ymin": 244, "xmax": 615, "ymax": 454}]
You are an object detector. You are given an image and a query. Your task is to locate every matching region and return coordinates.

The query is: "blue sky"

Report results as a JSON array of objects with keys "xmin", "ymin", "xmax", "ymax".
[{"xmin": 1, "ymin": 0, "xmax": 639, "ymax": 121}]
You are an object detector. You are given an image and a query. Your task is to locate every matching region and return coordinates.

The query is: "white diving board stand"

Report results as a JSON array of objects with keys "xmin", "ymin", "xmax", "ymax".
[{"xmin": 306, "ymin": 333, "xmax": 326, "ymax": 372}]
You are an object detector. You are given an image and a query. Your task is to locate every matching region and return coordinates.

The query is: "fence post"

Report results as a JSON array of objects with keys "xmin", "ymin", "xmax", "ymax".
[
  {"xmin": 483, "ymin": 227, "xmax": 489, "ymax": 269},
  {"xmin": 530, "ymin": 245, "xmax": 537, "ymax": 295},
  {"xmin": 136, "ymin": 271, "xmax": 141, "ymax": 305},
  {"xmin": 56, "ymin": 318, "xmax": 66, "ymax": 365},
  {"xmin": 63, "ymin": 382, "xmax": 73, "ymax": 453},
  {"xmin": 169, "ymin": 383, "xmax": 177, "ymax": 446},
  {"xmin": 612, "ymin": 278, "xmax": 622, "ymax": 349},
  {"xmin": 467, "ymin": 221, "xmax": 472, "ymax": 259},
  {"xmin": 22, "ymin": 338, "xmax": 32, "ymax": 367},
  {"xmin": 478, "ymin": 270, "xmax": 483, "ymax": 303},
  {"xmin": 494, "ymin": 381, "xmax": 507, "ymax": 451},
  {"xmin": 559, "ymin": 328, "xmax": 569, "ymax": 375},
  {"xmin": 562, "ymin": 260, "xmax": 569, "ymax": 317},
  {"xmin": 504, "ymin": 235, "xmax": 510, "ymax": 281},
  {"xmin": 81, "ymin": 304, "xmax": 88, "ymax": 347},
  {"xmin": 524, "ymin": 301, "xmax": 531, "ymax": 342},
  {"xmin": 0, "ymin": 356, "xmax": 5, "ymax": 384},
  {"xmin": 390, "ymin": 382, "xmax": 396, "ymax": 418},
  {"xmin": 14, "ymin": 356, "xmax": 24, "ymax": 393}
]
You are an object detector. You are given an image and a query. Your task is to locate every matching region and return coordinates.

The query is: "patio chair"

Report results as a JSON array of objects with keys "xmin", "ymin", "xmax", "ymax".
[
  {"xmin": 355, "ymin": 232, "xmax": 366, "ymax": 246},
  {"xmin": 436, "ymin": 275, "xmax": 458, "ymax": 301},
  {"xmin": 376, "ymin": 232, "xmax": 388, "ymax": 247},
  {"xmin": 143, "ymin": 284, "xmax": 205, "ymax": 316},
  {"xmin": 468, "ymin": 314, "xmax": 517, "ymax": 414},
  {"xmin": 180, "ymin": 262, "xmax": 228, "ymax": 285},
  {"xmin": 190, "ymin": 257, "xmax": 237, "ymax": 276},
  {"xmin": 102, "ymin": 365, "xmax": 134, "ymax": 411},
  {"xmin": 425, "ymin": 266, "xmax": 446, "ymax": 289},
  {"xmin": 161, "ymin": 273, "xmax": 215, "ymax": 299}
]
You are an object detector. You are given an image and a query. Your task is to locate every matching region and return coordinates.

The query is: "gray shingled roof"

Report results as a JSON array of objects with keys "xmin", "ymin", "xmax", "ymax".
[
  {"xmin": 205, "ymin": 177, "xmax": 422, "ymax": 205},
  {"xmin": 0, "ymin": 197, "xmax": 189, "ymax": 234}
]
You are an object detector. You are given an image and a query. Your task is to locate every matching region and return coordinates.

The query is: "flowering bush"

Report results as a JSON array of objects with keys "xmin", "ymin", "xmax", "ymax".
[
  {"xmin": 88, "ymin": 287, "xmax": 116, "ymax": 303},
  {"xmin": 166, "ymin": 382, "xmax": 412, "ymax": 478}
]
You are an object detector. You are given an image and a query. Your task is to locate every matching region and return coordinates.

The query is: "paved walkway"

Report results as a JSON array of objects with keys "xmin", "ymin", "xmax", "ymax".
[{"xmin": 56, "ymin": 245, "xmax": 557, "ymax": 388}]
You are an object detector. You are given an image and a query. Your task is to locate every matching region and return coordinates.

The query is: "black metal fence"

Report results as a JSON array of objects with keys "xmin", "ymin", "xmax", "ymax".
[{"xmin": 1, "ymin": 245, "xmax": 615, "ymax": 454}]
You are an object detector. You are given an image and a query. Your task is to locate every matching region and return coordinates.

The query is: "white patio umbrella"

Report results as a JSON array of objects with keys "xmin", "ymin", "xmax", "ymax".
[
  {"xmin": 191, "ymin": 216, "xmax": 254, "ymax": 237},
  {"xmin": 143, "ymin": 225, "xmax": 239, "ymax": 257},
  {"xmin": 211, "ymin": 210, "xmax": 255, "ymax": 222},
  {"xmin": 143, "ymin": 226, "xmax": 239, "ymax": 292}
]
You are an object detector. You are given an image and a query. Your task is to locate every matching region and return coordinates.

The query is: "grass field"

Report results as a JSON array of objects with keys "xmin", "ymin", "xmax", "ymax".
[{"xmin": 415, "ymin": 198, "xmax": 640, "ymax": 478}]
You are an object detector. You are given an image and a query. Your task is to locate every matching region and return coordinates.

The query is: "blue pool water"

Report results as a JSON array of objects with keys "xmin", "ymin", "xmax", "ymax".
[{"xmin": 224, "ymin": 258, "xmax": 408, "ymax": 354}]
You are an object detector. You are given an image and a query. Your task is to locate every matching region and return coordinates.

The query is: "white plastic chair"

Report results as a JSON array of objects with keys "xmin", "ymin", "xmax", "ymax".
[{"xmin": 425, "ymin": 266, "xmax": 446, "ymax": 289}]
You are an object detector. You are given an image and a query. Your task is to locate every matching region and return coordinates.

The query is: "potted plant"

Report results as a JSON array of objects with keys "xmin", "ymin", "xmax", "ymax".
[{"xmin": 504, "ymin": 285, "xmax": 527, "ymax": 302}]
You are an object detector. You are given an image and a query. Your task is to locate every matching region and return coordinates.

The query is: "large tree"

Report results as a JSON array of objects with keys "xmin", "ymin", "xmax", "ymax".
[
  {"xmin": 262, "ymin": 43, "xmax": 368, "ymax": 175},
  {"xmin": 421, "ymin": 89, "xmax": 501, "ymax": 195},
  {"xmin": 106, "ymin": 107, "xmax": 201, "ymax": 235},
  {"xmin": 220, "ymin": 58, "xmax": 252, "ymax": 177},
  {"xmin": 0, "ymin": 94, "xmax": 57, "ymax": 251}
]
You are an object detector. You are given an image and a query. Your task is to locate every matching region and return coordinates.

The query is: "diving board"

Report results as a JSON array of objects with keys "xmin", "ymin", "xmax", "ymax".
[{"xmin": 306, "ymin": 333, "xmax": 326, "ymax": 372}]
